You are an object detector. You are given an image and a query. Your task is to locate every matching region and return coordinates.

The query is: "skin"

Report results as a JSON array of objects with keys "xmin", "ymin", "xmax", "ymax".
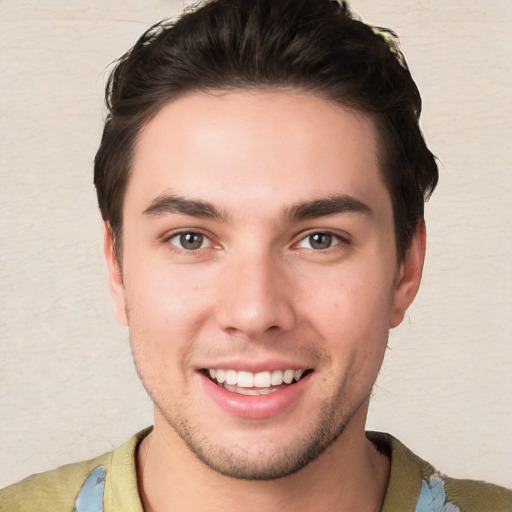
[{"xmin": 105, "ymin": 90, "xmax": 425, "ymax": 511}]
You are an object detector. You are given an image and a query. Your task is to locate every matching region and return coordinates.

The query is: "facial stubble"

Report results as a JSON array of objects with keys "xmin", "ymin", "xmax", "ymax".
[{"xmin": 132, "ymin": 346, "xmax": 373, "ymax": 481}]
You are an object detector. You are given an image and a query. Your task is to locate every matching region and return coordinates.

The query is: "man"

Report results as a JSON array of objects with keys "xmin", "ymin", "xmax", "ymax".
[{"xmin": 1, "ymin": 0, "xmax": 510, "ymax": 510}]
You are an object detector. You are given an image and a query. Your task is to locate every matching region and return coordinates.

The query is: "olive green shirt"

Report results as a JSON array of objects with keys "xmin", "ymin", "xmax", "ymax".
[{"xmin": 1, "ymin": 429, "xmax": 510, "ymax": 511}]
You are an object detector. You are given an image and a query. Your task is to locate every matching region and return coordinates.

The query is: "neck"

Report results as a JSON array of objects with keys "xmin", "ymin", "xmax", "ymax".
[{"xmin": 137, "ymin": 410, "xmax": 390, "ymax": 512}]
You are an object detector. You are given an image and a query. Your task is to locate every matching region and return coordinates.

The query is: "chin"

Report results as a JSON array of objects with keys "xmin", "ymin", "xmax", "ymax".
[{"xmin": 156, "ymin": 396, "xmax": 354, "ymax": 481}]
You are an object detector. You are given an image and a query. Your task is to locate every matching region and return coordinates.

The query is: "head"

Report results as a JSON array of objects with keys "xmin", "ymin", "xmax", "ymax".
[
  {"xmin": 96, "ymin": 0, "xmax": 438, "ymax": 481},
  {"xmin": 94, "ymin": 0, "xmax": 438, "ymax": 264}
]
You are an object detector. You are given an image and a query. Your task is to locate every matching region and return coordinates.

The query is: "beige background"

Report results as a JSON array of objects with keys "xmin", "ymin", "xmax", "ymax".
[{"xmin": 1, "ymin": 0, "xmax": 511, "ymax": 489}]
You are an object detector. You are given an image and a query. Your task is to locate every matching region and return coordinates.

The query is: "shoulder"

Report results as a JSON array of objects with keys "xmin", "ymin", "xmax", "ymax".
[
  {"xmin": 442, "ymin": 475, "xmax": 512, "ymax": 512},
  {"xmin": 414, "ymin": 473, "xmax": 512, "ymax": 512},
  {"xmin": 0, "ymin": 452, "xmax": 112, "ymax": 512},
  {"xmin": 367, "ymin": 431, "xmax": 512, "ymax": 512},
  {"xmin": 0, "ymin": 427, "xmax": 151, "ymax": 512}
]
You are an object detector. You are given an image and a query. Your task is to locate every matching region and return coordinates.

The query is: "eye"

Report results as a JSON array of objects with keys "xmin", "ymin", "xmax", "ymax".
[
  {"xmin": 297, "ymin": 232, "xmax": 342, "ymax": 250},
  {"xmin": 168, "ymin": 232, "xmax": 211, "ymax": 251}
]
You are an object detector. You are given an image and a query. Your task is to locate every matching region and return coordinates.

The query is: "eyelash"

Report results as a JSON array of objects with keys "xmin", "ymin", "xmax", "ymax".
[
  {"xmin": 165, "ymin": 230, "xmax": 212, "ymax": 251},
  {"xmin": 294, "ymin": 230, "xmax": 351, "ymax": 252},
  {"xmin": 164, "ymin": 229, "xmax": 350, "ymax": 254},
  {"xmin": 296, "ymin": 231, "xmax": 348, "ymax": 252}
]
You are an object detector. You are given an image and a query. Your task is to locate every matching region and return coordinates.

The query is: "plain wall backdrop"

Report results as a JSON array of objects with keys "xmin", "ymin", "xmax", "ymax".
[{"xmin": 1, "ymin": 0, "xmax": 511, "ymax": 489}]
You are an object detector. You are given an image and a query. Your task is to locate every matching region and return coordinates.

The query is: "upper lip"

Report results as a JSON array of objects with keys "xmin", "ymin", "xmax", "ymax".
[{"xmin": 195, "ymin": 358, "xmax": 312, "ymax": 373}]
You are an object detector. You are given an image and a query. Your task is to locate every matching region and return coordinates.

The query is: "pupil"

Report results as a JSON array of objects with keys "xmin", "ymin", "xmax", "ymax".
[
  {"xmin": 181, "ymin": 233, "xmax": 202, "ymax": 250},
  {"xmin": 310, "ymin": 233, "xmax": 331, "ymax": 249}
]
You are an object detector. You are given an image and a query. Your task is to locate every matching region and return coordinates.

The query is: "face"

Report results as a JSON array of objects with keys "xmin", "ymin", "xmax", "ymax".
[{"xmin": 106, "ymin": 90, "xmax": 424, "ymax": 480}]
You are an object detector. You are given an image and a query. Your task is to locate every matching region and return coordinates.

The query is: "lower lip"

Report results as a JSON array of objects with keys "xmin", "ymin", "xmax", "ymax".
[{"xmin": 201, "ymin": 372, "xmax": 311, "ymax": 419}]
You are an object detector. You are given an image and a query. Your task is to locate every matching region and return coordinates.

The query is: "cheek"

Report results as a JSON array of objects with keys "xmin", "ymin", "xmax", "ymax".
[
  {"xmin": 122, "ymin": 259, "xmax": 215, "ymax": 360},
  {"xmin": 124, "ymin": 243, "xmax": 209, "ymax": 312},
  {"xmin": 124, "ymin": 261, "xmax": 229, "ymax": 401},
  {"xmin": 124, "ymin": 275, "xmax": 205, "ymax": 393},
  {"xmin": 298, "ymin": 263, "xmax": 394, "ymax": 377},
  {"xmin": 303, "ymin": 266, "xmax": 394, "ymax": 335}
]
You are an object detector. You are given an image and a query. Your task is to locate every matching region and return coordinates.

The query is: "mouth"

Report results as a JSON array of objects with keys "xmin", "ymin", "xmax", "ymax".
[{"xmin": 203, "ymin": 368, "xmax": 311, "ymax": 396}]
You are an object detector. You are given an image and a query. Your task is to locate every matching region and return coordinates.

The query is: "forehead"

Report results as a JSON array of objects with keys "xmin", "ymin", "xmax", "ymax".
[{"xmin": 127, "ymin": 90, "xmax": 390, "ymax": 218}]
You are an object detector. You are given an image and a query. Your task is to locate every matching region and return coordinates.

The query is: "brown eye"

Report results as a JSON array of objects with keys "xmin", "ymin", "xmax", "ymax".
[{"xmin": 169, "ymin": 232, "xmax": 209, "ymax": 250}]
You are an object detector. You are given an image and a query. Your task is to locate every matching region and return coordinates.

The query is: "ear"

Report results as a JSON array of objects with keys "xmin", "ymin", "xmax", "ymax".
[
  {"xmin": 389, "ymin": 220, "xmax": 426, "ymax": 328},
  {"xmin": 104, "ymin": 223, "xmax": 128, "ymax": 326}
]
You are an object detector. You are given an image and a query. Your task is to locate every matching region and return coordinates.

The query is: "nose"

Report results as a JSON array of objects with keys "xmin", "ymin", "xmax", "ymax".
[{"xmin": 216, "ymin": 250, "xmax": 296, "ymax": 338}]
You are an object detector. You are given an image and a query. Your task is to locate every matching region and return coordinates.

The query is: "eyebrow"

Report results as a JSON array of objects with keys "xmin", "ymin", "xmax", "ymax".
[
  {"xmin": 143, "ymin": 194, "xmax": 230, "ymax": 222},
  {"xmin": 142, "ymin": 193, "xmax": 371, "ymax": 223},
  {"xmin": 283, "ymin": 194, "xmax": 372, "ymax": 221}
]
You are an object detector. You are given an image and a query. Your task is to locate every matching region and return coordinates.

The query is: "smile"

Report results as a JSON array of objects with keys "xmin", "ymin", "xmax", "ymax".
[
  {"xmin": 206, "ymin": 369, "xmax": 308, "ymax": 395},
  {"xmin": 201, "ymin": 367, "xmax": 313, "ymax": 418}
]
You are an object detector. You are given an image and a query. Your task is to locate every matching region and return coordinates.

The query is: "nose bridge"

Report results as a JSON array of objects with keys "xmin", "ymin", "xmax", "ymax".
[{"xmin": 217, "ymin": 243, "xmax": 295, "ymax": 336}]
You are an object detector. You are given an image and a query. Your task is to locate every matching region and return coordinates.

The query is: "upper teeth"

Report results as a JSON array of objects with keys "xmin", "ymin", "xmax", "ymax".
[{"xmin": 208, "ymin": 369, "xmax": 304, "ymax": 388}]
